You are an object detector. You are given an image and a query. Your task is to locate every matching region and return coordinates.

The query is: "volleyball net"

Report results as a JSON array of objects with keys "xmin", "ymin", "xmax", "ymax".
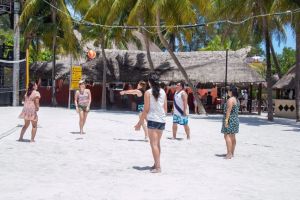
[{"xmin": 0, "ymin": 58, "xmax": 27, "ymax": 105}]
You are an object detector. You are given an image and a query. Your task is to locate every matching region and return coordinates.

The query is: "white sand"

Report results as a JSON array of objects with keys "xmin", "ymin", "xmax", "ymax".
[{"xmin": 0, "ymin": 107, "xmax": 300, "ymax": 200}]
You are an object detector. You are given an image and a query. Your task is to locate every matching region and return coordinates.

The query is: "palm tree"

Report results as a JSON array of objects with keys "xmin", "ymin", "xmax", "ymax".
[
  {"xmin": 260, "ymin": 2, "xmax": 274, "ymax": 121},
  {"xmin": 83, "ymin": 0, "xmax": 139, "ymax": 109},
  {"xmin": 109, "ymin": 0, "xmax": 208, "ymax": 113},
  {"xmin": 210, "ymin": 0, "xmax": 288, "ymax": 121},
  {"xmin": 107, "ymin": 0, "xmax": 155, "ymax": 71},
  {"xmin": 152, "ymin": 0, "xmax": 209, "ymax": 114},
  {"xmin": 20, "ymin": 0, "xmax": 79, "ymax": 106},
  {"xmin": 66, "ymin": 0, "xmax": 94, "ymax": 16},
  {"xmin": 272, "ymin": 0, "xmax": 300, "ymax": 121}
]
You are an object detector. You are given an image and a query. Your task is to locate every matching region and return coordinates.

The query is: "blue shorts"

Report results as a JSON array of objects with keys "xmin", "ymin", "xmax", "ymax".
[
  {"xmin": 173, "ymin": 114, "xmax": 188, "ymax": 125},
  {"xmin": 147, "ymin": 120, "xmax": 165, "ymax": 130},
  {"xmin": 137, "ymin": 104, "xmax": 144, "ymax": 112}
]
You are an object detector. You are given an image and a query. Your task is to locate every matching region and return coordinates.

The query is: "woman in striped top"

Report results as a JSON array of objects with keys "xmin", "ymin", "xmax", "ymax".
[{"xmin": 75, "ymin": 80, "xmax": 92, "ymax": 134}]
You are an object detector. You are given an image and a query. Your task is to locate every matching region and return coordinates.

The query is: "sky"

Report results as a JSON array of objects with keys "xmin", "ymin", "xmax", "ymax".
[{"xmin": 272, "ymin": 24, "xmax": 295, "ymax": 54}]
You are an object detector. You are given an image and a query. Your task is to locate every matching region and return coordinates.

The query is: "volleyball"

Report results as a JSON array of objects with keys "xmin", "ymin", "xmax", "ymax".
[{"xmin": 87, "ymin": 50, "xmax": 96, "ymax": 60}]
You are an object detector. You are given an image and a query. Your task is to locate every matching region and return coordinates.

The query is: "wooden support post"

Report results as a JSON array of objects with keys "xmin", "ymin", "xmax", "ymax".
[
  {"xmin": 258, "ymin": 83, "xmax": 262, "ymax": 115},
  {"xmin": 26, "ymin": 48, "xmax": 29, "ymax": 89},
  {"xmin": 249, "ymin": 84, "xmax": 253, "ymax": 113}
]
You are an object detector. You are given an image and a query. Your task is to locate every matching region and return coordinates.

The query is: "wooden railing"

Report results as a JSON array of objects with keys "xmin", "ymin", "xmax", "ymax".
[{"xmin": 0, "ymin": 0, "xmax": 12, "ymax": 15}]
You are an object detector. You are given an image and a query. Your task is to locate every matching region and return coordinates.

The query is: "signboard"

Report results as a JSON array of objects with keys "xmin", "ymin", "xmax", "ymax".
[{"xmin": 70, "ymin": 66, "xmax": 82, "ymax": 90}]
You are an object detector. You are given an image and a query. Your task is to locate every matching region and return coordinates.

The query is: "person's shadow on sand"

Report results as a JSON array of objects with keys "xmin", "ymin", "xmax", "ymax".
[
  {"xmin": 132, "ymin": 166, "xmax": 152, "ymax": 171},
  {"xmin": 16, "ymin": 139, "xmax": 31, "ymax": 143},
  {"xmin": 70, "ymin": 132, "xmax": 81, "ymax": 134},
  {"xmin": 166, "ymin": 137, "xmax": 184, "ymax": 141},
  {"xmin": 113, "ymin": 138, "xmax": 147, "ymax": 142},
  {"xmin": 215, "ymin": 153, "xmax": 227, "ymax": 158}
]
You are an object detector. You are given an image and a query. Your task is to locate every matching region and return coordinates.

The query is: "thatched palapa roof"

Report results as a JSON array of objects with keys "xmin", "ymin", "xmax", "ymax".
[
  {"xmin": 273, "ymin": 65, "xmax": 297, "ymax": 89},
  {"xmin": 31, "ymin": 47, "xmax": 265, "ymax": 84}
]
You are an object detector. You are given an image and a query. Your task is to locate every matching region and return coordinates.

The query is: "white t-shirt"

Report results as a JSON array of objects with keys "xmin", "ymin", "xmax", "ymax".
[
  {"xmin": 147, "ymin": 88, "xmax": 166, "ymax": 123},
  {"xmin": 174, "ymin": 90, "xmax": 189, "ymax": 116}
]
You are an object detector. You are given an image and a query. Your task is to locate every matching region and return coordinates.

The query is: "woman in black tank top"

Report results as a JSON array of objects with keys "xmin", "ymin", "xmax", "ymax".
[
  {"xmin": 136, "ymin": 89, "xmax": 145, "ymax": 108},
  {"xmin": 120, "ymin": 81, "xmax": 148, "ymax": 140}
]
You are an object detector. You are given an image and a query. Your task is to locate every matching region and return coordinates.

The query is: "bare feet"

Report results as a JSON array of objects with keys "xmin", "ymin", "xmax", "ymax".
[
  {"xmin": 150, "ymin": 168, "xmax": 161, "ymax": 173},
  {"xmin": 225, "ymin": 153, "xmax": 233, "ymax": 159},
  {"xmin": 187, "ymin": 136, "xmax": 190, "ymax": 140},
  {"xmin": 30, "ymin": 140, "xmax": 35, "ymax": 143},
  {"xmin": 17, "ymin": 138, "xmax": 24, "ymax": 142}
]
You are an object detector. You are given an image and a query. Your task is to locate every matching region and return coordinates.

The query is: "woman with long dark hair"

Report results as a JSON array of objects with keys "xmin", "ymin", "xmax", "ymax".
[
  {"xmin": 135, "ymin": 73, "xmax": 167, "ymax": 173},
  {"xmin": 120, "ymin": 81, "xmax": 148, "ymax": 140},
  {"xmin": 18, "ymin": 81, "xmax": 41, "ymax": 142},
  {"xmin": 221, "ymin": 85, "xmax": 240, "ymax": 159}
]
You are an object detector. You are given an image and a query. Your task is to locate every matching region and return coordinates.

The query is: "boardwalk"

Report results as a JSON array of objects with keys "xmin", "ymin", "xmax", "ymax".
[{"xmin": 0, "ymin": 107, "xmax": 300, "ymax": 200}]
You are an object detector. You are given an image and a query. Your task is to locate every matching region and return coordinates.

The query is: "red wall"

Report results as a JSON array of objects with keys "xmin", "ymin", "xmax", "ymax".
[
  {"xmin": 38, "ymin": 83, "xmax": 103, "ymax": 108},
  {"xmin": 38, "ymin": 82, "xmax": 218, "ymax": 110}
]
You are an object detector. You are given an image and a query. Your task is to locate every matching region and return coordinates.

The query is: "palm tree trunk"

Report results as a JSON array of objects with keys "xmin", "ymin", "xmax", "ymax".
[
  {"xmin": 24, "ymin": 37, "xmax": 31, "ymax": 50},
  {"xmin": 178, "ymin": 34, "xmax": 184, "ymax": 52},
  {"xmin": 295, "ymin": 22, "xmax": 300, "ymax": 122},
  {"xmin": 270, "ymin": 39, "xmax": 282, "ymax": 78},
  {"xmin": 155, "ymin": 9, "xmax": 206, "ymax": 114},
  {"xmin": 169, "ymin": 33, "xmax": 176, "ymax": 52},
  {"xmin": 141, "ymin": 26, "xmax": 155, "ymax": 71},
  {"xmin": 261, "ymin": 9, "xmax": 273, "ymax": 121},
  {"xmin": 51, "ymin": 2, "xmax": 57, "ymax": 106},
  {"xmin": 101, "ymin": 38, "xmax": 107, "ymax": 110}
]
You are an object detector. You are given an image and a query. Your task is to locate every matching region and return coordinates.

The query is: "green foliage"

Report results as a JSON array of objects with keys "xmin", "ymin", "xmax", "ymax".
[
  {"xmin": 29, "ymin": 48, "xmax": 52, "ymax": 63},
  {"xmin": 0, "ymin": 29, "xmax": 14, "ymax": 59},
  {"xmin": 274, "ymin": 47, "xmax": 296, "ymax": 75},
  {"xmin": 247, "ymin": 45, "xmax": 265, "ymax": 57},
  {"xmin": 200, "ymin": 35, "xmax": 231, "ymax": 51},
  {"xmin": 20, "ymin": 0, "xmax": 81, "ymax": 59},
  {"xmin": 0, "ymin": 29, "xmax": 14, "ymax": 46},
  {"xmin": 0, "ymin": 15, "xmax": 11, "ymax": 31},
  {"xmin": 250, "ymin": 62, "xmax": 266, "ymax": 78}
]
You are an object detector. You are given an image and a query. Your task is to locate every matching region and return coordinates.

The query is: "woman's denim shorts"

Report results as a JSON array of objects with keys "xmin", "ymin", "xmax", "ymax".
[{"xmin": 147, "ymin": 120, "xmax": 165, "ymax": 130}]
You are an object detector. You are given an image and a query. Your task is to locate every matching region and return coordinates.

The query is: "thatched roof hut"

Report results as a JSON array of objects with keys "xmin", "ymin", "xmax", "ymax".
[
  {"xmin": 31, "ymin": 60, "xmax": 71, "ymax": 80},
  {"xmin": 31, "ymin": 47, "xmax": 265, "ymax": 84},
  {"xmin": 273, "ymin": 65, "xmax": 296, "ymax": 89}
]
